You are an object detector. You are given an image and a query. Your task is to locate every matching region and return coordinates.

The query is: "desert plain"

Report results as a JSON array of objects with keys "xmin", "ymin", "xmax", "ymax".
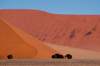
[{"xmin": 0, "ymin": 59, "xmax": 100, "ymax": 66}]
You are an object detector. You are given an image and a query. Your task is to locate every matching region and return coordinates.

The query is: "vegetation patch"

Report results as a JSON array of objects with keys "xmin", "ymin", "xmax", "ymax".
[
  {"xmin": 52, "ymin": 53, "xmax": 64, "ymax": 59},
  {"xmin": 7, "ymin": 54, "xmax": 13, "ymax": 59},
  {"xmin": 52, "ymin": 53, "xmax": 72, "ymax": 59},
  {"xmin": 65, "ymin": 54, "xmax": 72, "ymax": 59}
]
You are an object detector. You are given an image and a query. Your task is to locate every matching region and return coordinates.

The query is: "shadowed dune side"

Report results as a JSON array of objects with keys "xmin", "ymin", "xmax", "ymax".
[
  {"xmin": 0, "ymin": 9, "xmax": 100, "ymax": 52},
  {"xmin": 44, "ymin": 42, "xmax": 100, "ymax": 59},
  {"xmin": 0, "ymin": 18, "xmax": 60, "ymax": 59}
]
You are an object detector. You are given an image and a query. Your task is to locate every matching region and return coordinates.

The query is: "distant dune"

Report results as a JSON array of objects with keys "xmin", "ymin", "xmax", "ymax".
[
  {"xmin": 0, "ymin": 9, "xmax": 100, "ymax": 52},
  {"xmin": 44, "ymin": 42, "xmax": 100, "ymax": 59},
  {"xmin": 0, "ymin": 18, "xmax": 60, "ymax": 59}
]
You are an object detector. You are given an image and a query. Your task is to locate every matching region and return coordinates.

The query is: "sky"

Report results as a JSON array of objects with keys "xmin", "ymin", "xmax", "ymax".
[{"xmin": 0, "ymin": 0, "xmax": 100, "ymax": 15}]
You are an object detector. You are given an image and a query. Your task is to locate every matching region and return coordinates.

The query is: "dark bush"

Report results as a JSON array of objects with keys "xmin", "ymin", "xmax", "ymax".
[
  {"xmin": 65, "ymin": 54, "xmax": 72, "ymax": 59},
  {"xmin": 52, "ymin": 53, "xmax": 64, "ymax": 59},
  {"xmin": 7, "ymin": 54, "xmax": 13, "ymax": 59},
  {"xmin": 52, "ymin": 55, "xmax": 57, "ymax": 58}
]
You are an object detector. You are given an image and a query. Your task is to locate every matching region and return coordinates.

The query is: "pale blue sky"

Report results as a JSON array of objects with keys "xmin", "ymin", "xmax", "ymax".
[{"xmin": 0, "ymin": 0, "xmax": 100, "ymax": 15}]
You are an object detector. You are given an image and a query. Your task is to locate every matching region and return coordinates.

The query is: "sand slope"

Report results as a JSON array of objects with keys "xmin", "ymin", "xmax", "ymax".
[
  {"xmin": 0, "ymin": 9, "xmax": 100, "ymax": 52},
  {"xmin": 0, "ymin": 18, "xmax": 60, "ymax": 59},
  {"xmin": 44, "ymin": 42, "xmax": 100, "ymax": 59}
]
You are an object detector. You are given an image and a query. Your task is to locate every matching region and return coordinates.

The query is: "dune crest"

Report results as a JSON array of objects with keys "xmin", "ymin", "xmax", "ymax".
[
  {"xmin": 0, "ymin": 18, "xmax": 60, "ymax": 59},
  {"xmin": 0, "ymin": 9, "xmax": 100, "ymax": 52}
]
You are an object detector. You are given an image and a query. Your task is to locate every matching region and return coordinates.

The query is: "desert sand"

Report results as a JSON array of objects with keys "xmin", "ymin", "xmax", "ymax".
[
  {"xmin": 0, "ymin": 18, "xmax": 60, "ymax": 59},
  {"xmin": 44, "ymin": 42, "xmax": 100, "ymax": 59},
  {"xmin": 0, "ymin": 9, "xmax": 100, "ymax": 52},
  {"xmin": 0, "ymin": 9, "xmax": 100, "ymax": 66}
]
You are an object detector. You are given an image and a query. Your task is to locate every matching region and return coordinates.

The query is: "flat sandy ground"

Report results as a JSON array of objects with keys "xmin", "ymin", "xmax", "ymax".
[{"xmin": 0, "ymin": 59, "xmax": 100, "ymax": 66}]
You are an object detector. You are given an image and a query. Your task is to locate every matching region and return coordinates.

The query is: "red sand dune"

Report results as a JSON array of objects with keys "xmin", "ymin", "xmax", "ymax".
[
  {"xmin": 0, "ymin": 9, "xmax": 100, "ymax": 52},
  {"xmin": 0, "ymin": 18, "xmax": 60, "ymax": 59}
]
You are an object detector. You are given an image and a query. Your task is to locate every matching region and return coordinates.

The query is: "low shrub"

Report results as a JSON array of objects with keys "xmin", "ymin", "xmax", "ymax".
[
  {"xmin": 52, "ymin": 53, "xmax": 64, "ymax": 59},
  {"xmin": 65, "ymin": 54, "xmax": 72, "ymax": 59},
  {"xmin": 7, "ymin": 54, "xmax": 13, "ymax": 59}
]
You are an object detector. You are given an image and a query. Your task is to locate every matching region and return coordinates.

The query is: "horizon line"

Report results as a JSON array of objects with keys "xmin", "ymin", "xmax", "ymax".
[{"xmin": 0, "ymin": 9, "xmax": 100, "ymax": 15}]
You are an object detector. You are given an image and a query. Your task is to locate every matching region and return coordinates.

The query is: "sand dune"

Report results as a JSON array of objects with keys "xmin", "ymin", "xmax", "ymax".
[
  {"xmin": 0, "ymin": 18, "xmax": 60, "ymax": 59},
  {"xmin": 44, "ymin": 42, "xmax": 100, "ymax": 59},
  {"xmin": 0, "ymin": 9, "xmax": 100, "ymax": 52}
]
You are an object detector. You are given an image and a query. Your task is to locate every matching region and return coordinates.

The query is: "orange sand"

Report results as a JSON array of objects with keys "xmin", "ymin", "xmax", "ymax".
[
  {"xmin": 0, "ymin": 18, "xmax": 60, "ymax": 59},
  {"xmin": 0, "ymin": 9, "xmax": 100, "ymax": 52}
]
